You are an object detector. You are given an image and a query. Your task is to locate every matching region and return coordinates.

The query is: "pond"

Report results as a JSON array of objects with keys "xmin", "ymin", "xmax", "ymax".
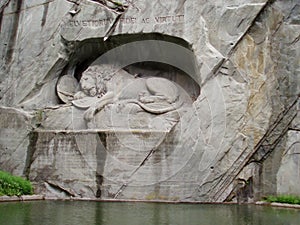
[{"xmin": 0, "ymin": 201, "xmax": 299, "ymax": 225}]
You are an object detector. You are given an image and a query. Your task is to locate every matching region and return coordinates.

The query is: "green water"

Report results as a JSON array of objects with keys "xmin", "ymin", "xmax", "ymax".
[{"xmin": 0, "ymin": 201, "xmax": 299, "ymax": 225}]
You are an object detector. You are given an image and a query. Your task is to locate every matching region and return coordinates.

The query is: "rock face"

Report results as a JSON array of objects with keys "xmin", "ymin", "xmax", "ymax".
[
  {"xmin": 0, "ymin": 0, "xmax": 299, "ymax": 202},
  {"xmin": 0, "ymin": 107, "xmax": 33, "ymax": 177}
]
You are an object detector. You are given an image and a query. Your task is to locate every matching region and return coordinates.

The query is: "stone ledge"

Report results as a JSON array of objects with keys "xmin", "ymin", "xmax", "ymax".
[
  {"xmin": 35, "ymin": 129, "xmax": 170, "ymax": 134},
  {"xmin": 256, "ymin": 201, "xmax": 300, "ymax": 209},
  {"xmin": 0, "ymin": 195, "xmax": 44, "ymax": 202},
  {"xmin": 1, "ymin": 196, "xmax": 299, "ymax": 210}
]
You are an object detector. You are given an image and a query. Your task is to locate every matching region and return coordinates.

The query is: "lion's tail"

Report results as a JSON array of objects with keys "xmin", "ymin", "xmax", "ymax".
[{"xmin": 129, "ymin": 99, "xmax": 183, "ymax": 114}]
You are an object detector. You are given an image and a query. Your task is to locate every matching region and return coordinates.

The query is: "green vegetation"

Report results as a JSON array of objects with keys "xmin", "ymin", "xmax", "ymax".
[
  {"xmin": 265, "ymin": 195, "xmax": 300, "ymax": 205},
  {"xmin": 0, "ymin": 171, "xmax": 33, "ymax": 196},
  {"xmin": 112, "ymin": 1, "xmax": 123, "ymax": 6}
]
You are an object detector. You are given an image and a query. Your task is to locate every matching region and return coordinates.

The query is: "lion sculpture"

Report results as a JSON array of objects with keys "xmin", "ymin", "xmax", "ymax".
[{"xmin": 68, "ymin": 64, "xmax": 185, "ymax": 130}]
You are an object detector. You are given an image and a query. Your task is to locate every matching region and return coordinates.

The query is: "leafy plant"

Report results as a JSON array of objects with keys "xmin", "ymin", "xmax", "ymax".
[
  {"xmin": 0, "ymin": 170, "xmax": 33, "ymax": 196},
  {"xmin": 265, "ymin": 195, "xmax": 300, "ymax": 205},
  {"xmin": 112, "ymin": 1, "xmax": 123, "ymax": 6}
]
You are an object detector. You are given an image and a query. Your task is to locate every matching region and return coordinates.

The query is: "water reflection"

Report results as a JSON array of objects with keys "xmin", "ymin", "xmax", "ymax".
[{"xmin": 0, "ymin": 201, "xmax": 299, "ymax": 225}]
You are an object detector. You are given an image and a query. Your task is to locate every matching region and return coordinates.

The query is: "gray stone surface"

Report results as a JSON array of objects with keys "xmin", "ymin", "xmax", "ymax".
[
  {"xmin": 29, "ymin": 131, "xmax": 99, "ymax": 198},
  {"xmin": 0, "ymin": 107, "xmax": 33, "ymax": 177},
  {"xmin": 0, "ymin": 0, "xmax": 299, "ymax": 201},
  {"xmin": 277, "ymin": 131, "xmax": 300, "ymax": 195}
]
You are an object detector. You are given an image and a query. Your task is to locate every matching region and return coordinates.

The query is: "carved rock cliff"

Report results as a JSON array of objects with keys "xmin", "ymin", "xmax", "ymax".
[{"xmin": 0, "ymin": 0, "xmax": 299, "ymax": 202}]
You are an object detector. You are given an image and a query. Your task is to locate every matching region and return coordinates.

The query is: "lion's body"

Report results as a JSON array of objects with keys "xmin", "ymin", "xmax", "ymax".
[{"xmin": 72, "ymin": 67, "xmax": 182, "ymax": 121}]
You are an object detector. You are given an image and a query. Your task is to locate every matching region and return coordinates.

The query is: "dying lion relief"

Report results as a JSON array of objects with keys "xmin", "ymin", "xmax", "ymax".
[{"xmin": 57, "ymin": 63, "xmax": 192, "ymax": 131}]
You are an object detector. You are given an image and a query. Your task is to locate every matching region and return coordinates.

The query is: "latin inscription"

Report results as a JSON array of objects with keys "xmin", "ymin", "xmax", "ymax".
[{"xmin": 67, "ymin": 14, "xmax": 184, "ymax": 28}]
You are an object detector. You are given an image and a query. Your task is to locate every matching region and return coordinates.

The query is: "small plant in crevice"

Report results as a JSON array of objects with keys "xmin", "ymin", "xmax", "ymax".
[
  {"xmin": 35, "ymin": 109, "xmax": 44, "ymax": 127},
  {"xmin": 0, "ymin": 170, "xmax": 33, "ymax": 196}
]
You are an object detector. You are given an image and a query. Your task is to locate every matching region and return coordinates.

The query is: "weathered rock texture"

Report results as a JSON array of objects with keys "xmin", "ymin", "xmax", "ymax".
[{"xmin": 0, "ymin": 0, "xmax": 299, "ymax": 202}]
